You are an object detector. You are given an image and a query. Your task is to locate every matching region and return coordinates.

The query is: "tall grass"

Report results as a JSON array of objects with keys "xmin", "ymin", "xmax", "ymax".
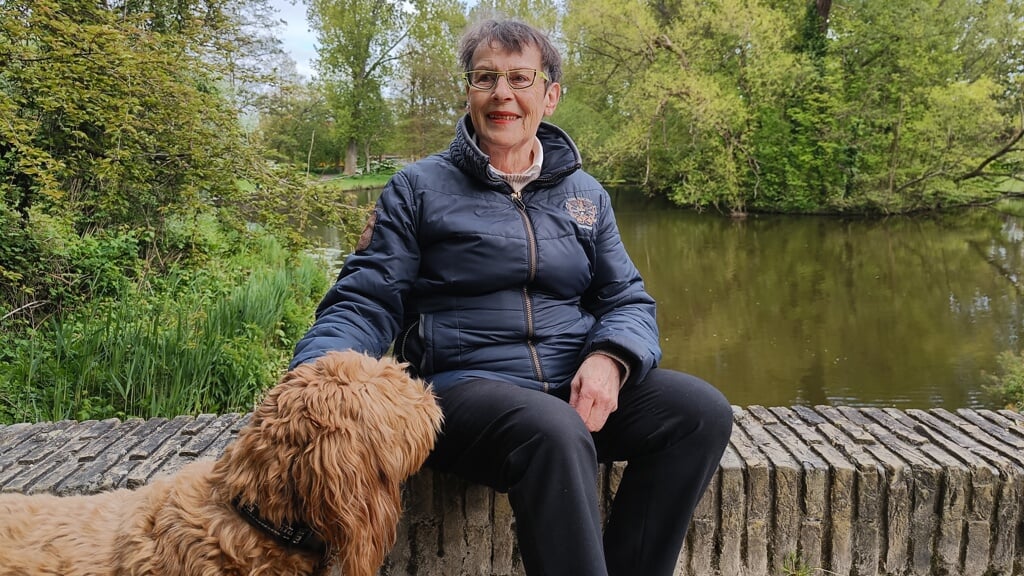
[{"xmin": 0, "ymin": 235, "xmax": 329, "ymax": 423}]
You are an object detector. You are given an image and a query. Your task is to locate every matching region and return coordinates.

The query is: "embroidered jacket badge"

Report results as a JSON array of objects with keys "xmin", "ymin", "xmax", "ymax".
[{"xmin": 565, "ymin": 198, "xmax": 598, "ymax": 228}]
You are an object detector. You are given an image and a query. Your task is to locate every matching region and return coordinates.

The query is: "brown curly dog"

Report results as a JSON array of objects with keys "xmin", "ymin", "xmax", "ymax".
[{"xmin": 0, "ymin": 351, "xmax": 443, "ymax": 576}]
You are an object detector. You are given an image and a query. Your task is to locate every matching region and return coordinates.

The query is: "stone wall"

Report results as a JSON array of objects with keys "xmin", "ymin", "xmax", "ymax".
[{"xmin": 2, "ymin": 406, "xmax": 1023, "ymax": 575}]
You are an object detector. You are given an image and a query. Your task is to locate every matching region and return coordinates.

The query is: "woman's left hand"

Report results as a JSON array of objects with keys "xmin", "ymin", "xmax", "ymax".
[{"xmin": 570, "ymin": 354, "xmax": 623, "ymax": 432}]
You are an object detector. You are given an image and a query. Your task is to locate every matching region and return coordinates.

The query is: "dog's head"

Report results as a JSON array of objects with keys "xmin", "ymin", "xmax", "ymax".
[{"xmin": 215, "ymin": 350, "xmax": 443, "ymax": 574}]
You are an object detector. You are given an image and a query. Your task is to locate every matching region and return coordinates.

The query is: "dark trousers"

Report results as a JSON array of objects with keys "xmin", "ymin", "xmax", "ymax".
[{"xmin": 424, "ymin": 368, "xmax": 734, "ymax": 576}]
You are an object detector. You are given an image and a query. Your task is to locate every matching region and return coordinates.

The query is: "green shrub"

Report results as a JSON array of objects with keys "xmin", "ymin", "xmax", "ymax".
[
  {"xmin": 1, "ymin": 209, "xmax": 150, "ymax": 316},
  {"xmin": 0, "ymin": 199, "xmax": 33, "ymax": 290},
  {"xmin": 985, "ymin": 351, "xmax": 1024, "ymax": 412},
  {"xmin": 0, "ymin": 234, "xmax": 329, "ymax": 423}
]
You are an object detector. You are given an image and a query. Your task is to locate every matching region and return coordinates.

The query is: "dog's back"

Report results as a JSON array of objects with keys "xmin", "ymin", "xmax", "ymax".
[
  {"xmin": 0, "ymin": 461, "xmax": 210, "ymax": 575},
  {"xmin": 0, "ymin": 485, "xmax": 155, "ymax": 573}
]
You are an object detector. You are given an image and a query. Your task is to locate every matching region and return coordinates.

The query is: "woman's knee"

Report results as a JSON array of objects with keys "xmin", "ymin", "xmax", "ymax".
[
  {"xmin": 497, "ymin": 394, "xmax": 599, "ymax": 489},
  {"xmin": 645, "ymin": 369, "xmax": 734, "ymax": 448},
  {"xmin": 429, "ymin": 380, "xmax": 597, "ymax": 487},
  {"xmin": 516, "ymin": 397, "xmax": 597, "ymax": 457},
  {"xmin": 447, "ymin": 379, "xmax": 595, "ymax": 458},
  {"xmin": 689, "ymin": 374, "xmax": 733, "ymax": 440}
]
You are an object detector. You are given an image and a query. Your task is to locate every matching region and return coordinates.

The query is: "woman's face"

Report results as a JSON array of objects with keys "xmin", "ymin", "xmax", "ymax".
[{"xmin": 466, "ymin": 41, "xmax": 560, "ymax": 164}]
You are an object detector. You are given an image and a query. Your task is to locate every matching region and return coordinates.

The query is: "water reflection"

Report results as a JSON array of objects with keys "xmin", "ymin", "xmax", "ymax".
[
  {"xmin": 613, "ymin": 191, "xmax": 1023, "ymax": 409},
  {"xmin": 310, "ymin": 188, "xmax": 1024, "ymax": 409}
]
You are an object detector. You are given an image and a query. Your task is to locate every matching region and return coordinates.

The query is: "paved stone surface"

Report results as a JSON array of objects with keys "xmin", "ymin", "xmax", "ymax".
[{"xmin": 3, "ymin": 407, "xmax": 1023, "ymax": 576}]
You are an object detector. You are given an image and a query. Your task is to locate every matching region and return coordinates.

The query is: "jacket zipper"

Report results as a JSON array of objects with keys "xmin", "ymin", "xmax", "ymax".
[
  {"xmin": 511, "ymin": 189, "xmax": 548, "ymax": 390},
  {"xmin": 396, "ymin": 321, "xmax": 417, "ymax": 363}
]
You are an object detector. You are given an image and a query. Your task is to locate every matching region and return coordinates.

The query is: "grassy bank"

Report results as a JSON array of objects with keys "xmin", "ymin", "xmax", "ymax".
[{"xmin": 316, "ymin": 173, "xmax": 392, "ymax": 190}]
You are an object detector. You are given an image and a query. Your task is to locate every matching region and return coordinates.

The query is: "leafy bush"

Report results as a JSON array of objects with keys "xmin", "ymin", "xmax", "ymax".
[
  {"xmin": 0, "ymin": 0, "xmax": 370, "ymax": 425},
  {"xmin": 985, "ymin": 351, "xmax": 1024, "ymax": 412},
  {"xmin": 0, "ymin": 198, "xmax": 35, "ymax": 298},
  {"xmin": 369, "ymin": 157, "xmax": 400, "ymax": 175}
]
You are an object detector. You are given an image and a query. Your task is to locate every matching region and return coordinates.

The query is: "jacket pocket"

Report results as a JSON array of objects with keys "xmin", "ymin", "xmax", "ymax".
[{"xmin": 395, "ymin": 315, "xmax": 433, "ymax": 376}]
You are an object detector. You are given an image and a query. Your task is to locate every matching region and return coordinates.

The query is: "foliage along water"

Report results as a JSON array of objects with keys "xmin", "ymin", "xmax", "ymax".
[{"xmin": 315, "ymin": 188, "xmax": 1024, "ymax": 409}]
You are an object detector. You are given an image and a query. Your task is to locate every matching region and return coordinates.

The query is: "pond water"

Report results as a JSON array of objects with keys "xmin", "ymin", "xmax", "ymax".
[{"xmin": 313, "ymin": 188, "xmax": 1024, "ymax": 409}]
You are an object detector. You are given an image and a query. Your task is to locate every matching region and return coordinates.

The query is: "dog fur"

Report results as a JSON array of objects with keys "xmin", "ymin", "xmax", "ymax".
[{"xmin": 0, "ymin": 351, "xmax": 443, "ymax": 576}]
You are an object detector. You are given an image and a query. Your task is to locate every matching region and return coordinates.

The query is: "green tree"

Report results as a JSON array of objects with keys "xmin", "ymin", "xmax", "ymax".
[
  {"xmin": 257, "ymin": 82, "xmax": 346, "ymax": 173},
  {"xmin": 559, "ymin": 0, "xmax": 1024, "ymax": 213},
  {"xmin": 307, "ymin": 0, "xmax": 412, "ymax": 174},
  {"xmin": 104, "ymin": 0, "xmax": 291, "ymax": 114},
  {"xmin": 0, "ymin": 0, "xmax": 306, "ymax": 315},
  {"xmin": 0, "ymin": 0, "xmax": 373, "ymax": 424},
  {"xmin": 560, "ymin": 0, "xmax": 799, "ymax": 213},
  {"xmin": 391, "ymin": 0, "xmax": 467, "ymax": 159},
  {"xmin": 817, "ymin": 0, "xmax": 1024, "ymax": 209},
  {"xmin": 469, "ymin": 0, "xmax": 559, "ymax": 30}
]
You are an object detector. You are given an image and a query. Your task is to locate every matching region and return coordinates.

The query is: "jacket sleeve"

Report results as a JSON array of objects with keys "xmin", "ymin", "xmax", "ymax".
[
  {"xmin": 290, "ymin": 171, "xmax": 420, "ymax": 369},
  {"xmin": 580, "ymin": 192, "xmax": 661, "ymax": 386}
]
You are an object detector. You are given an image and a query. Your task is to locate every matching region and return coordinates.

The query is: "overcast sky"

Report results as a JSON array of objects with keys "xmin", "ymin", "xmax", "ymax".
[
  {"xmin": 269, "ymin": 0, "xmax": 317, "ymax": 78},
  {"xmin": 268, "ymin": 0, "xmax": 479, "ymax": 79}
]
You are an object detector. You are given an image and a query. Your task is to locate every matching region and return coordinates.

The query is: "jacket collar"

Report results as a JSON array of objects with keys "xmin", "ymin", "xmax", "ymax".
[{"xmin": 450, "ymin": 115, "xmax": 583, "ymax": 190}]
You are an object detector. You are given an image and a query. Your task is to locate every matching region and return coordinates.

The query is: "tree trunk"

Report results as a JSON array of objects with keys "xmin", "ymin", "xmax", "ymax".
[
  {"xmin": 816, "ymin": 0, "xmax": 832, "ymax": 33},
  {"xmin": 344, "ymin": 139, "xmax": 358, "ymax": 176}
]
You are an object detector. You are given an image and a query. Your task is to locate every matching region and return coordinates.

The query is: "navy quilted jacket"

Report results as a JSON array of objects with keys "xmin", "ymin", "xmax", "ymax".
[{"xmin": 290, "ymin": 116, "xmax": 661, "ymax": 392}]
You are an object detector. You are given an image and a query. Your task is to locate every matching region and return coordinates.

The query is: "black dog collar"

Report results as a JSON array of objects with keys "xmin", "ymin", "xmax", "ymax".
[{"xmin": 231, "ymin": 496, "xmax": 327, "ymax": 554}]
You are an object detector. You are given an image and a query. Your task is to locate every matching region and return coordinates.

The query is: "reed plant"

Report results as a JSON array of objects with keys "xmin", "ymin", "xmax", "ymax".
[{"xmin": 0, "ymin": 235, "xmax": 329, "ymax": 423}]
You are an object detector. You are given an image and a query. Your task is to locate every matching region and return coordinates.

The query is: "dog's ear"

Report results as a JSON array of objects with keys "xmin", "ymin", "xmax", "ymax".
[
  {"xmin": 213, "ymin": 367, "xmax": 314, "ymax": 520},
  {"xmin": 369, "ymin": 359, "xmax": 445, "ymax": 478},
  {"xmin": 295, "ymin": 421, "xmax": 401, "ymax": 576},
  {"xmin": 293, "ymin": 351, "xmax": 442, "ymax": 576}
]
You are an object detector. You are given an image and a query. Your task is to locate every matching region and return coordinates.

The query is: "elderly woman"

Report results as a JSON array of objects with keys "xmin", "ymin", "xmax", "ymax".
[{"xmin": 291, "ymin": 19, "xmax": 733, "ymax": 576}]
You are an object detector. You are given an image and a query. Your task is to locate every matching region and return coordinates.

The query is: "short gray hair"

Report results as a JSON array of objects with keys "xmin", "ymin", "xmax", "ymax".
[{"xmin": 458, "ymin": 19, "xmax": 562, "ymax": 84}]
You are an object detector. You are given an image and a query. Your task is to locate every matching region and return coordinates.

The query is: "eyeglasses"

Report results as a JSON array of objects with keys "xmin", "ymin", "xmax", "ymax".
[{"xmin": 463, "ymin": 68, "xmax": 549, "ymax": 91}]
